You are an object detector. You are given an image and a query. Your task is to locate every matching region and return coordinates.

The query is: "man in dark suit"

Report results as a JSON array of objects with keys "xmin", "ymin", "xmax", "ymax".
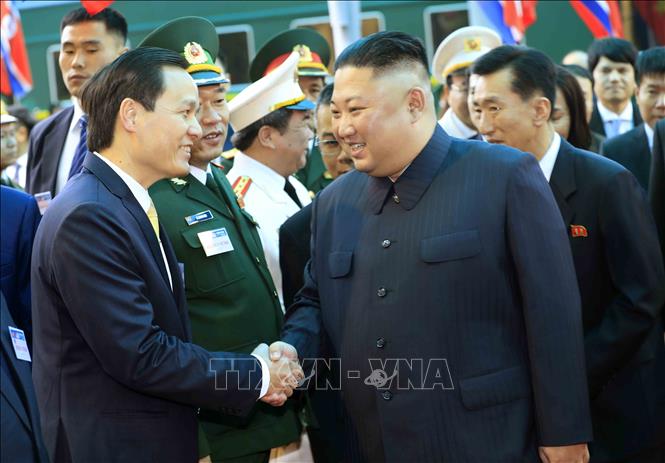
[
  {"xmin": 650, "ymin": 119, "xmax": 665, "ymax": 265},
  {"xmin": 273, "ymin": 32, "xmax": 592, "ymax": 463},
  {"xmin": 604, "ymin": 47, "xmax": 665, "ymax": 191},
  {"xmin": 31, "ymin": 47, "xmax": 300, "ymax": 462},
  {"xmin": 473, "ymin": 45, "xmax": 665, "ymax": 463},
  {"xmin": 142, "ymin": 18, "xmax": 303, "ymax": 462},
  {"xmin": 587, "ymin": 38, "xmax": 642, "ymax": 139},
  {"xmin": 1, "ymin": 292, "xmax": 49, "ymax": 463},
  {"xmin": 0, "ymin": 186, "xmax": 40, "ymax": 346},
  {"xmin": 26, "ymin": 8, "xmax": 127, "ymax": 197}
]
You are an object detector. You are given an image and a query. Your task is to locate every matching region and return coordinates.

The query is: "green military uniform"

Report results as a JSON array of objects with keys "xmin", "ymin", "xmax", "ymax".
[
  {"xmin": 295, "ymin": 144, "xmax": 329, "ymax": 195},
  {"xmin": 140, "ymin": 17, "xmax": 301, "ymax": 462},
  {"xmin": 150, "ymin": 166, "xmax": 301, "ymax": 460}
]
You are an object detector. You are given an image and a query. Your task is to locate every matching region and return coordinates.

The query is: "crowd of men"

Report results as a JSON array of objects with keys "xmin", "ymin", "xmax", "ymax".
[{"xmin": 0, "ymin": 5, "xmax": 664, "ymax": 463}]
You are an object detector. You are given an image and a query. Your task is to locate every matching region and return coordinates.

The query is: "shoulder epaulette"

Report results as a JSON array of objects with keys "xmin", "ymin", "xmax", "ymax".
[
  {"xmin": 222, "ymin": 148, "xmax": 238, "ymax": 160},
  {"xmin": 232, "ymin": 176, "xmax": 252, "ymax": 208}
]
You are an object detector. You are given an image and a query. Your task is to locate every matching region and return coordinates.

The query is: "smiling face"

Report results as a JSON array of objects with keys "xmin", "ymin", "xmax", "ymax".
[
  {"xmin": 59, "ymin": 21, "xmax": 126, "ymax": 98},
  {"xmin": 592, "ymin": 56, "xmax": 636, "ymax": 109},
  {"xmin": 316, "ymin": 103, "xmax": 353, "ymax": 178},
  {"xmin": 470, "ymin": 67, "xmax": 542, "ymax": 154},
  {"xmin": 190, "ymin": 83, "xmax": 230, "ymax": 169},
  {"xmin": 133, "ymin": 67, "xmax": 202, "ymax": 185},
  {"xmin": 331, "ymin": 66, "xmax": 416, "ymax": 178}
]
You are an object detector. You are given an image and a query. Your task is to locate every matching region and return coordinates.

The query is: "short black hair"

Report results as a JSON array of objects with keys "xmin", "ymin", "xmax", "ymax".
[
  {"xmin": 334, "ymin": 31, "xmax": 429, "ymax": 81},
  {"xmin": 555, "ymin": 66, "xmax": 592, "ymax": 150},
  {"xmin": 316, "ymin": 83, "xmax": 334, "ymax": 113},
  {"xmin": 61, "ymin": 7, "xmax": 127, "ymax": 43},
  {"xmin": 636, "ymin": 47, "xmax": 665, "ymax": 86},
  {"xmin": 563, "ymin": 64, "xmax": 594, "ymax": 86},
  {"xmin": 587, "ymin": 38, "xmax": 637, "ymax": 73},
  {"xmin": 472, "ymin": 45, "xmax": 557, "ymax": 113},
  {"xmin": 79, "ymin": 47, "xmax": 188, "ymax": 152},
  {"xmin": 446, "ymin": 67, "xmax": 468, "ymax": 89},
  {"xmin": 232, "ymin": 108, "xmax": 293, "ymax": 151}
]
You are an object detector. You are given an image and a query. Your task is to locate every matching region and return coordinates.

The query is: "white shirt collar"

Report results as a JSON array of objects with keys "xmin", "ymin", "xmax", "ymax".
[
  {"xmin": 68, "ymin": 98, "xmax": 85, "ymax": 133},
  {"xmin": 188, "ymin": 164, "xmax": 211, "ymax": 185},
  {"xmin": 438, "ymin": 108, "xmax": 478, "ymax": 139},
  {"xmin": 94, "ymin": 152, "xmax": 151, "ymax": 212},
  {"xmin": 597, "ymin": 100, "xmax": 633, "ymax": 122},
  {"xmin": 538, "ymin": 132, "xmax": 561, "ymax": 182},
  {"xmin": 232, "ymin": 150, "xmax": 287, "ymax": 191},
  {"xmin": 644, "ymin": 123, "xmax": 655, "ymax": 152}
]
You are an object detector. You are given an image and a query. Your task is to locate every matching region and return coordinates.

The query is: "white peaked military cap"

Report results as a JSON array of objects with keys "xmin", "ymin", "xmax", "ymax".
[
  {"xmin": 229, "ymin": 51, "xmax": 315, "ymax": 132},
  {"xmin": 432, "ymin": 26, "xmax": 502, "ymax": 81}
]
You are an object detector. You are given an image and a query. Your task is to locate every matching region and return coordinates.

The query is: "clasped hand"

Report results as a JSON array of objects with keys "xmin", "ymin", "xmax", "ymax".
[{"xmin": 254, "ymin": 341, "xmax": 303, "ymax": 407}]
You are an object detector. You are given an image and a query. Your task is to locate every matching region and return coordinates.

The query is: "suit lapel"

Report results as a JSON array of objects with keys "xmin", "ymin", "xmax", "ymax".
[
  {"xmin": 44, "ymin": 107, "xmax": 74, "ymax": 194},
  {"xmin": 82, "ymin": 153, "xmax": 172, "ymax": 290},
  {"xmin": 549, "ymin": 140, "xmax": 577, "ymax": 227},
  {"xmin": 160, "ymin": 225, "xmax": 190, "ymax": 338},
  {"xmin": 183, "ymin": 173, "xmax": 234, "ymax": 220},
  {"xmin": 635, "ymin": 125, "xmax": 651, "ymax": 182}
]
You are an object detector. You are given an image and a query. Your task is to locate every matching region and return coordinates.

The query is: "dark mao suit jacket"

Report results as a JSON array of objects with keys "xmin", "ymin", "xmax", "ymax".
[
  {"xmin": 25, "ymin": 106, "xmax": 74, "ymax": 196},
  {"xmin": 1, "ymin": 292, "xmax": 49, "ymax": 463},
  {"xmin": 0, "ymin": 186, "xmax": 40, "ymax": 344},
  {"xmin": 283, "ymin": 125, "xmax": 593, "ymax": 462},
  {"xmin": 602, "ymin": 123, "xmax": 652, "ymax": 190},
  {"xmin": 31, "ymin": 153, "xmax": 263, "ymax": 462},
  {"xmin": 550, "ymin": 139, "xmax": 665, "ymax": 461}
]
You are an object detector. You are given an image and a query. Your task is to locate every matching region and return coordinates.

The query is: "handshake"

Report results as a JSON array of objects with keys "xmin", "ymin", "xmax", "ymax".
[{"xmin": 253, "ymin": 341, "xmax": 303, "ymax": 407}]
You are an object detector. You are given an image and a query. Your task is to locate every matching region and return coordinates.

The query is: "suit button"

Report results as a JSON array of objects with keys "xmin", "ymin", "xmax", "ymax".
[
  {"xmin": 273, "ymin": 290, "xmax": 278, "ymax": 298},
  {"xmin": 376, "ymin": 337, "xmax": 386, "ymax": 348},
  {"xmin": 381, "ymin": 239, "xmax": 391, "ymax": 248},
  {"xmin": 392, "ymin": 194, "xmax": 400, "ymax": 204},
  {"xmin": 377, "ymin": 287, "xmax": 387, "ymax": 297},
  {"xmin": 255, "ymin": 256, "xmax": 261, "ymax": 264},
  {"xmin": 382, "ymin": 391, "xmax": 392, "ymax": 401}
]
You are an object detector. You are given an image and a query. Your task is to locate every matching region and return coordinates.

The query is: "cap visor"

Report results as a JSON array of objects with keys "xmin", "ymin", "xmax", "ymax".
[
  {"xmin": 286, "ymin": 99, "xmax": 315, "ymax": 111},
  {"xmin": 191, "ymin": 70, "xmax": 230, "ymax": 86}
]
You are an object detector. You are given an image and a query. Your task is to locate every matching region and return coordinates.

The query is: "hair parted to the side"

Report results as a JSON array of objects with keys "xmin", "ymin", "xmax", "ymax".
[
  {"xmin": 587, "ymin": 38, "xmax": 637, "ymax": 73},
  {"xmin": 231, "ymin": 108, "xmax": 293, "ymax": 151},
  {"xmin": 472, "ymin": 45, "xmax": 557, "ymax": 115},
  {"xmin": 334, "ymin": 31, "xmax": 430, "ymax": 82},
  {"xmin": 79, "ymin": 47, "xmax": 188, "ymax": 152},
  {"xmin": 316, "ymin": 83, "xmax": 334, "ymax": 113},
  {"xmin": 555, "ymin": 65, "xmax": 592, "ymax": 150},
  {"xmin": 636, "ymin": 47, "xmax": 665, "ymax": 86},
  {"xmin": 61, "ymin": 7, "xmax": 128, "ymax": 43}
]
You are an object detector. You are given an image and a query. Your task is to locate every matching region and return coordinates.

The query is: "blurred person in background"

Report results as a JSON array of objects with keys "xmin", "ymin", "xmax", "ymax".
[
  {"xmin": 587, "ymin": 38, "xmax": 642, "ymax": 139},
  {"xmin": 563, "ymin": 49, "xmax": 589, "ymax": 69},
  {"xmin": 564, "ymin": 64, "xmax": 606, "ymax": 152},
  {"xmin": 552, "ymin": 66, "xmax": 594, "ymax": 152},
  {"xmin": 604, "ymin": 47, "xmax": 665, "ymax": 190},
  {"xmin": 5, "ymin": 105, "xmax": 37, "ymax": 188},
  {"xmin": 1, "ymin": 107, "xmax": 21, "ymax": 189}
]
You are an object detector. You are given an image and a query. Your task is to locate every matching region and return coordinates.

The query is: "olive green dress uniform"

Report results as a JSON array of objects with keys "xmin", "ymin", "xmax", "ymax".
[
  {"xmin": 294, "ymin": 144, "xmax": 329, "ymax": 195},
  {"xmin": 150, "ymin": 166, "xmax": 301, "ymax": 461}
]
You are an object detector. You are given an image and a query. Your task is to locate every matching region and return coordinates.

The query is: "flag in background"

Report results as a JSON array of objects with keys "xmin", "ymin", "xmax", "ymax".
[
  {"xmin": 569, "ymin": 0, "xmax": 624, "ymax": 39},
  {"xmin": 468, "ymin": 1, "xmax": 537, "ymax": 45},
  {"xmin": 0, "ymin": 0, "xmax": 33, "ymax": 99},
  {"xmin": 80, "ymin": 1, "xmax": 115, "ymax": 16}
]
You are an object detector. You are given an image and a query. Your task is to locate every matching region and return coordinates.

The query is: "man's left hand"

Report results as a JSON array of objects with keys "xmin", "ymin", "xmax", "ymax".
[{"xmin": 539, "ymin": 444, "xmax": 589, "ymax": 463}]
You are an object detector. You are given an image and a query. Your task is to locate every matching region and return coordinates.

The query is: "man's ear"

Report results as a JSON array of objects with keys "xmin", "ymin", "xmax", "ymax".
[
  {"xmin": 257, "ymin": 125, "xmax": 277, "ymax": 149},
  {"xmin": 533, "ymin": 96, "xmax": 551, "ymax": 127},
  {"xmin": 119, "ymin": 98, "xmax": 139, "ymax": 133},
  {"xmin": 407, "ymin": 87, "xmax": 427, "ymax": 122}
]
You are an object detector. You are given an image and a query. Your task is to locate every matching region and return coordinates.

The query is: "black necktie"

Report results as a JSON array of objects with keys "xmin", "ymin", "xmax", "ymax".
[
  {"xmin": 283, "ymin": 179, "xmax": 303, "ymax": 208},
  {"xmin": 68, "ymin": 115, "xmax": 88, "ymax": 179}
]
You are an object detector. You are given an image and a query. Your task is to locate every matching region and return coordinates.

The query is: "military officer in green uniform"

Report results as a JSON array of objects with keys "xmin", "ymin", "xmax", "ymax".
[
  {"xmin": 224, "ymin": 29, "xmax": 331, "ymax": 195},
  {"xmin": 140, "ymin": 17, "xmax": 302, "ymax": 463}
]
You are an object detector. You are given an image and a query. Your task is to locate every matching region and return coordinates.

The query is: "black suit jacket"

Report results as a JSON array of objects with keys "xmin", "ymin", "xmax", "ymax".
[
  {"xmin": 602, "ymin": 123, "xmax": 651, "ymax": 190},
  {"xmin": 31, "ymin": 153, "xmax": 263, "ymax": 462},
  {"xmin": 25, "ymin": 106, "xmax": 74, "ymax": 196},
  {"xmin": 280, "ymin": 204, "xmax": 313, "ymax": 309},
  {"xmin": 1, "ymin": 293, "xmax": 49, "ymax": 463},
  {"xmin": 283, "ymin": 126, "xmax": 592, "ymax": 462},
  {"xmin": 589, "ymin": 99, "xmax": 643, "ymax": 138},
  {"xmin": 649, "ymin": 119, "xmax": 665, "ymax": 265},
  {"xmin": 550, "ymin": 139, "xmax": 665, "ymax": 462}
]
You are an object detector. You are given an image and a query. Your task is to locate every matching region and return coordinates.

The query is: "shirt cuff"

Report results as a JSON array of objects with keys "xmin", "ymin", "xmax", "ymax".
[{"xmin": 251, "ymin": 353, "xmax": 271, "ymax": 399}]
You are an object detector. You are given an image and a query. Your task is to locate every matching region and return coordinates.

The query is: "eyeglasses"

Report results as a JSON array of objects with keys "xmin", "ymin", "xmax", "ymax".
[{"xmin": 314, "ymin": 137, "xmax": 341, "ymax": 155}]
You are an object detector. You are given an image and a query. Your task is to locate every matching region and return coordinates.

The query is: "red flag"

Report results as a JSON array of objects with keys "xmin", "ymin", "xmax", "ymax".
[
  {"xmin": 0, "ymin": 0, "xmax": 32, "ymax": 99},
  {"xmin": 80, "ymin": 0, "xmax": 114, "ymax": 16},
  {"xmin": 503, "ymin": 1, "xmax": 538, "ymax": 43}
]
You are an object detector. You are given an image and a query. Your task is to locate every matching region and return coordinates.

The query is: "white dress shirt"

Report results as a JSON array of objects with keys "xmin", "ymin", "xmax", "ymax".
[
  {"xmin": 4, "ymin": 152, "xmax": 28, "ymax": 188},
  {"xmin": 226, "ymin": 151, "xmax": 311, "ymax": 310},
  {"xmin": 94, "ymin": 152, "xmax": 173, "ymax": 289},
  {"xmin": 538, "ymin": 132, "xmax": 562, "ymax": 182},
  {"xmin": 597, "ymin": 100, "xmax": 634, "ymax": 139},
  {"xmin": 438, "ymin": 108, "xmax": 478, "ymax": 139},
  {"xmin": 55, "ymin": 99, "xmax": 85, "ymax": 194}
]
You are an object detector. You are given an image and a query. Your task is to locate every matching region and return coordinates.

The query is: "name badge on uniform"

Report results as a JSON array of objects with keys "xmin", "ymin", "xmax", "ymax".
[
  {"xmin": 34, "ymin": 191, "xmax": 52, "ymax": 215},
  {"xmin": 197, "ymin": 227, "xmax": 234, "ymax": 256},
  {"xmin": 185, "ymin": 210, "xmax": 213, "ymax": 226},
  {"xmin": 8, "ymin": 326, "xmax": 31, "ymax": 362}
]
